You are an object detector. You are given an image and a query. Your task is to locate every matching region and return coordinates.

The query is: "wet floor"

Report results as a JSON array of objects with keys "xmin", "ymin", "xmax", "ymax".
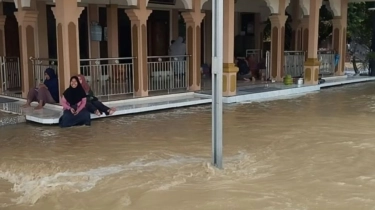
[{"xmin": 1, "ymin": 82, "xmax": 375, "ymax": 210}]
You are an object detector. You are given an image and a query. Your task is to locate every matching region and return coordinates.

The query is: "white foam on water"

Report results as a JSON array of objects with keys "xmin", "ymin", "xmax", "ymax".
[
  {"xmin": 242, "ymin": 92, "xmax": 318, "ymax": 104},
  {"xmin": 357, "ymin": 176, "xmax": 372, "ymax": 181},
  {"xmin": 151, "ymin": 178, "xmax": 188, "ymax": 191},
  {"xmin": 0, "ymin": 155, "xmax": 207, "ymax": 206},
  {"xmin": 146, "ymin": 151, "xmax": 270, "ymax": 192},
  {"xmin": 111, "ymin": 106, "xmax": 210, "ymax": 125},
  {"xmin": 347, "ymin": 197, "xmax": 374, "ymax": 203},
  {"xmin": 0, "ymin": 150, "xmax": 270, "ymax": 206},
  {"xmin": 0, "ymin": 165, "xmax": 128, "ymax": 205}
]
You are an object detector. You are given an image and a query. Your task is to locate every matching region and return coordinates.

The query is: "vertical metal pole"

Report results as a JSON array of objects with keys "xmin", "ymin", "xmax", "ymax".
[{"xmin": 211, "ymin": 0, "xmax": 223, "ymax": 169}]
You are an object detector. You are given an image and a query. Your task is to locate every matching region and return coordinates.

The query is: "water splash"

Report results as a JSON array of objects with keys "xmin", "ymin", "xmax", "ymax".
[
  {"xmin": 0, "ymin": 155, "xmax": 206, "ymax": 205},
  {"xmin": 0, "ymin": 151, "xmax": 269, "ymax": 206}
]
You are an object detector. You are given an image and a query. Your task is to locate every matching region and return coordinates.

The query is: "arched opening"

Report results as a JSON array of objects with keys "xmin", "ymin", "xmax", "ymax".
[
  {"xmin": 4, "ymin": 2, "xmax": 19, "ymax": 57},
  {"xmin": 147, "ymin": 10, "xmax": 170, "ymax": 56}
]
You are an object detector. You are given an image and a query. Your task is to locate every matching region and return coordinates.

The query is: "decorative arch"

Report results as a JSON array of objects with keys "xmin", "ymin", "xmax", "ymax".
[
  {"xmin": 285, "ymin": 3, "xmax": 303, "ymax": 18},
  {"xmin": 262, "ymin": 0, "xmax": 290, "ymax": 14},
  {"xmin": 299, "ymin": 0, "xmax": 310, "ymax": 15},
  {"xmin": 201, "ymin": 0, "xmax": 209, "ymax": 9},
  {"xmin": 179, "ymin": 0, "xmax": 192, "ymax": 9},
  {"xmin": 144, "ymin": 0, "xmax": 191, "ymax": 8},
  {"xmin": 127, "ymin": 0, "xmax": 138, "ymax": 6},
  {"xmin": 14, "ymin": 0, "xmax": 31, "ymax": 8},
  {"xmin": 326, "ymin": 0, "xmax": 340, "ymax": 16},
  {"xmin": 260, "ymin": 6, "xmax": 271, "ymax": 21}
]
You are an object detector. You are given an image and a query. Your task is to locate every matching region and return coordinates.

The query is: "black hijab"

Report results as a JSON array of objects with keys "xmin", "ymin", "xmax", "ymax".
[{"xmin": 63, "ymin": 76, "xmax": 87, "ymax": 105}]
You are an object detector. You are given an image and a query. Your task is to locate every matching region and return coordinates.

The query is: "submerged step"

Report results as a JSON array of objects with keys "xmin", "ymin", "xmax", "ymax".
[{"xmin": 0, "ymin": 111, "xmax": 25, "ymax": 127}]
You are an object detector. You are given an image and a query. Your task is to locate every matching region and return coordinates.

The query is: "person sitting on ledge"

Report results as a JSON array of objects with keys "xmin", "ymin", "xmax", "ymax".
[
  {"xmin": 77, "ymin": 74, "xmax": 116, "ymax": 116},
  {"xmin": 22, "ymin": 68, "xmax": 59, "ymax": 109},
  {"xmin": 59, "ymin": 76, "xmax": 91, "ymax": 128}
]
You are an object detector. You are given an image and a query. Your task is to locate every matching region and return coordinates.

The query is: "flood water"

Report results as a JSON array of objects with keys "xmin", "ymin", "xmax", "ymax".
[{"xmin": 1, "ymin": 83, "xmax": 375, "ymax": 210}]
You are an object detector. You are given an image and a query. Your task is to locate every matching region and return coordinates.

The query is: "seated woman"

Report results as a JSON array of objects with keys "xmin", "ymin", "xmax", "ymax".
[
  {"xmin": 59, "ymin": 76, "xmax": 91, "ymax": 128},
  {"xmin": 77, "ymin": 74, "xmax": 116, "ymax": 116},
  {"xmin": 22, "ymin": 68, "xmax": 59, "ymax": 109}
]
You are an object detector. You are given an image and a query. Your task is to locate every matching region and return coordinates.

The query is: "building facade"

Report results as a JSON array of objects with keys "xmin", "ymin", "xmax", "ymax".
[{"xmin": 0, "ymin": 0, "xmax": 370, "ymax": 99}]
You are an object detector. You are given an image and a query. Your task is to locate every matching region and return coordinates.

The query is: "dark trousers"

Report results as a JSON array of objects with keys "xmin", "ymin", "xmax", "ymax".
[
  {"xmin": 86, "ymin": 100, "xmax": 110, "ymax": 115},
  {"xmin": 59, "ymin": 108, "xmax": 91, "ymax": 128},
  {"xmin": 27, "ymin": 87, "xmax": 56, "ymax": 105}
]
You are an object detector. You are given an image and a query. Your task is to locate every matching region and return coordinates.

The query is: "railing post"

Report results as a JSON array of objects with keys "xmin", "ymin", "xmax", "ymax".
[
  {"xmin": 266, "ymin": 51, "xmax": 270, "ymax": 80},
  {"xmin": 317, "ymin": 50, "xmax": 335, "ymax": 76},
  {"xmin": 283, "ymin": 51, "xmax": 306, "ymax": 78},
  {"xmin": 79, "ymin": 57, "xmax": 135, "ymax": 99},
  {"xmin": 147, "ymin": 55, "xmax": 190, "ymax": 94}
]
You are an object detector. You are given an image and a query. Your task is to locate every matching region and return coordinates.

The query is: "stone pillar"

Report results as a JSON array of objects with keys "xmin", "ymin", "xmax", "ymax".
[
  {"xmin": 14, "ymin": 9, "xmax": 38, "ymax": 96},
  {"xmin": 181, "ymin": 0, "xmax": 205, "ymax": 91},
  {"xmin": 331, "ymin": 1, "xmax": 348, "ymax": 76},
  {"xmin": 269, "ymin": 14, "xmax": 287, "ymax": 81},
  {"xmin": 204, "ymin": 11, "xmax": 212, "ymax": 64},
  {"xmin": 303, "ymin": 0, "xmax": 322, "ymax": 85},
  {"xmin": 300, "ymin": 16, "xmax": 309, "ymax": 53},
  {"xmin": 36, "ymin": 1, "xmax": 48, "ymax": 58},
  {"xmin": 51, "ymin": 0, "xmax": 84, "ymax": 95},
  {"xmin": 88, "ymin": 4, "xmax": 100, "ymax": 59},
  {"xmin": 125, "ymin": 2, "xmax": 151, "ymax": 97},
  {"xmin": 107, "ymin": 4, "xmax": 118, "ymax": 58},
  {"xmin": 222, "ymin": 0, "xmax": 238, "ymax": 96},
  {"xmin": 171, "ymin": 9, "xmax": 179, "ymax": 40}
]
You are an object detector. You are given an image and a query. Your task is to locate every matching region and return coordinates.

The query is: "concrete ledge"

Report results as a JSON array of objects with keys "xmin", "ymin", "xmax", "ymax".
[
  {"xmin": 320, "ymin": 77, "xmax": 375, "ymax": 88},
  {"xmin": 223, "ymin": 85, "xmax": 320, "ymax": 104},
  {"xmin": 322, "ymin": 75, "xmax": 348, "ymax": 81},
  {"xmin": 24, "ymin": 94, "xmax": 212, "ymax": 125},
  {"xmin": 0, "ymin": 92, "xmax": 199, "ymax": 111}
]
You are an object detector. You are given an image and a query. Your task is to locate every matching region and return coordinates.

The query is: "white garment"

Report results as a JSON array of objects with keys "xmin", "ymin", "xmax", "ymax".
[{"xmin": 169, "ymin": 37, "xmax": 186, "ymax": 60}]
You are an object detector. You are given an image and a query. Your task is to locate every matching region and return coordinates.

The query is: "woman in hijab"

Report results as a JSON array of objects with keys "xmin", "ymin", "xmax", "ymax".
[
  {"xmin": 77, "ymin": 74, "xmax": 116, "ymax": 116},
  {"xmin": 59, "ymin": 76, "xmax": 91, "ymax": 128},
  {"xmin": 22, "ymin": 68, "xmax": 59, "ymax": 109}
]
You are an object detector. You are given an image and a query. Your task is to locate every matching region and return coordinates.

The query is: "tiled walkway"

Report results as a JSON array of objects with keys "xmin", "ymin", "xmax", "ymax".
[{"xmin": 0, "ymin": 93, "xmax": 211, "ymax": 124}]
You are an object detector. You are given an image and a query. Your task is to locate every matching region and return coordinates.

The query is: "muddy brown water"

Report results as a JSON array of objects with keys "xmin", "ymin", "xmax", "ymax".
[{"xmin": 1, "ymin": 83, "xmax": 375, "ymax": 210}]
